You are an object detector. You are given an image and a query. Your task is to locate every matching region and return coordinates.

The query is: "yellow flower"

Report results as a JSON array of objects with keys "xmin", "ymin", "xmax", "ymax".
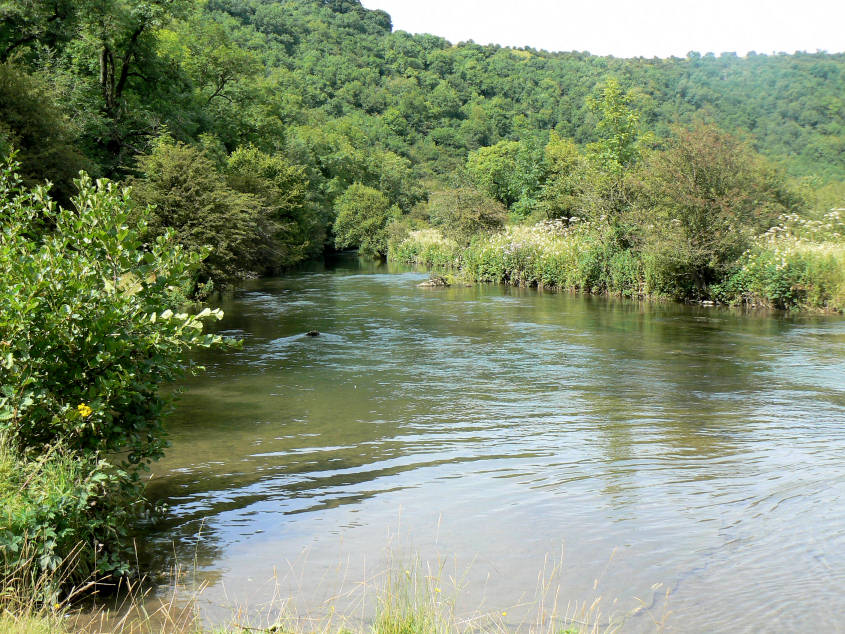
[
  {"xmin": 77, "ymin": 403, "xmax": 93, "ymax": 418},
  {"xmin": 502, "ymin": 612, "xmax": 507, "ymax": 617}
]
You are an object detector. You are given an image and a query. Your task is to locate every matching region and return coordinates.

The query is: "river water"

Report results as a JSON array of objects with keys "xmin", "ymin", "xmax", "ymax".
[{"xmin": 141, "ymin": 256, "xmax": 845, "ymax": 632}]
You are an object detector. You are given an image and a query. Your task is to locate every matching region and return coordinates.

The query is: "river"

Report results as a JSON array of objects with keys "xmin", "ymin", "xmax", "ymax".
[{"xmin": 140, "ymin": 256, "xmax": 845, "ymax": 632}]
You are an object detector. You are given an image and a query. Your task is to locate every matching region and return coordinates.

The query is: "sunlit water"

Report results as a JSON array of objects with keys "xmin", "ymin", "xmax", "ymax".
[{"xmin": 139, "ymin": 256, "xmax": 845, "ymax": 632}]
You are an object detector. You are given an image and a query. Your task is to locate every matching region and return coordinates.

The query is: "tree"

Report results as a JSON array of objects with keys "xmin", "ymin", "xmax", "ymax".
[
  {"xmin": 0, "ymin": 0, "xmax": 81, "ymax": 62},
  {"xmin": 465, "ymin": 139, "xmax": 546, "ymax": 215},
  {"xmin": 636, "ymin": 124, "xmax": 801, "ymax": 296},
  {"xmin": 52, "ymin": 0, "xmax": 193, "ymax": 171},
  {"xmin": 332, "ymin": 183, "xmax": 400, "ymax": 258},
  {"xmin": 427, "ymin": 187, "xmax": 507, "ymax": 246},
  {"xmin": 158, "ymin": 16, "xmax": 261, "ymax": 105},
  {"xmin": 537, "ymin": 131, "xmax": 587, "ymax": 220},
  {"xmin": 131, "ymin": 137, "xmax": 266, "ymax": 288},
  {"xmin": 581, "ymin": 78, "xmax": 645, "ymax": 222},
  {"xmin": 586, "ymin": 78, "xmax": 642, "ymax": 175},
  {"xmin": 226, "ymin": 145, "xmax": 320, "ymax": 270},
  {"xmin": 0, "ymin": 64, "xmax": 91, "ymax": 204}
]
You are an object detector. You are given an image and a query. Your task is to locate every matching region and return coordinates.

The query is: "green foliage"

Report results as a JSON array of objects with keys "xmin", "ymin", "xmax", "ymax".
[
  {"xmin": 427, "ymin": 187, "xmax": 508, "ymax": 246},
  {"xmin": 226, "ymin": 145, "xmax": 321, "ymax": 270},
  {"xmin": 714, "ymin": 211, "xmax": 845, "ymax": 310},
  {"xmin": 635, "ymin": 124, "xmax": 801, "ymax": 297},
  {"xmin": 0, "ymin": 65, "xmax": 90, "ymax": 204},
  {"xmin": 0, "ymin": 160, "xmax": 226, "ymax": 578},
  {"xmin": 132, "ymin": 137, "xmax": 267, "ymax": 288},
  {"xmin": 333, "ymin": 183, "xmax": 400, "ymax": 258},
  {"xmin": 0, "ymin": 441, "xmax": 132, "ymax": 587}
]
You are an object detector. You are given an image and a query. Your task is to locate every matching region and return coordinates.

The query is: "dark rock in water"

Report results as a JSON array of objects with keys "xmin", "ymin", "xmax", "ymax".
[
  {"xmin": 306, "ymin": 330, "xmax": 320, "ymax": 337},
  {"xmin": 417, "ymin": 275, "xmax": 450, "ymax": 288}
]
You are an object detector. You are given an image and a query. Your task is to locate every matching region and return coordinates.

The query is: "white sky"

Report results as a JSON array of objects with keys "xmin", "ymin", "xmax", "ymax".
[{"xmin": 360, "ymin": 0, "xmax": 845, "ymax": 58}]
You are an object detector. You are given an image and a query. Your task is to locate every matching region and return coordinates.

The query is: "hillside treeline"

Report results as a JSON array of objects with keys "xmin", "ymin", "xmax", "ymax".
[{"xmin": 1, "ymin": 0, "xmax": 843, "ymax": 292}]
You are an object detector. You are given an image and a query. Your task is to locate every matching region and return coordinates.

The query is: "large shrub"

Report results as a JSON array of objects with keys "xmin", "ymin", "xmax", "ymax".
[
  {"xmin": 0, "ymin": 161, "xmax": 225, "ymax": 579},
  {"xmin": 427, "ymin": 187, "xmax": 507, "ymax": 246},
  {"xmin": 635, "ymin": 124, "xmax": 801, "ymax": 298},
  {"xmin": 131, "ymin": 137, "xmax": 267, "ymax": 289},
  {"xmin": 226, "ymin": 145, "xmax": 322, "ymax": 271},
  {"xmin": 333, "ymin": 183, "xmax": 400, "ymax": 258}
]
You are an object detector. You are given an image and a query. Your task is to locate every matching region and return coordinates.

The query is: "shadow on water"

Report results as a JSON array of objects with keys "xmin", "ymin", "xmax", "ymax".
[{"xmin": 135, "ymin": 254, "xmax": 845, "ymax": 631}]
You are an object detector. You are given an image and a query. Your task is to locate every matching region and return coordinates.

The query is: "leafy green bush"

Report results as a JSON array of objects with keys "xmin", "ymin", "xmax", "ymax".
[
  {"xmin": 714, "ymin": 211, "xmax": 845, "ymax": 310},
  {"xmin": 0, "ymin": 160, "xmax": 226, "ymax": 579},
  {"xmin": 131, "ymin": 137, "xmax": 268, "ymax": 289},
  {"xmin": 333, "ymin": 183, "xmax": 400, "ymax": 258},
  {"xmin": 427, "ymin": 188, "xmax": 507, "ymax": 246}
]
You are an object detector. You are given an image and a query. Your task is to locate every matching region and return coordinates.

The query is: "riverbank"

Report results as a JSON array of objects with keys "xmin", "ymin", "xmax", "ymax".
[{"xmin": 390, "ymin": 211, "xmax": 845, "ymax": 312}]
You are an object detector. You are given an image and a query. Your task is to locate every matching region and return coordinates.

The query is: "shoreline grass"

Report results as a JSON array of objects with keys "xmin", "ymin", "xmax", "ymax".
[
  {"xmin": 1, "ymin": 548, "xmax": 653, "ymax": 634},
  {"xmin": 390, "ymin": 213, "xmax": 845, "ymax": 312}
]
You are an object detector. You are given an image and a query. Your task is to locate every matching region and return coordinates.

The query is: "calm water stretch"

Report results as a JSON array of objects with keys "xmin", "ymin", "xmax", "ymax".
[{"xmin": 142, "ymin": 257, "xmax": 845, "ymax": 632}]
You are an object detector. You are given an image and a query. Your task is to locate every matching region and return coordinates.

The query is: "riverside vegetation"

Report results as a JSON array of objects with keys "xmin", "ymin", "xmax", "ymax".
[{"xmin": 1, "ymin": 0, "xmax": 844, "ymax": 630}]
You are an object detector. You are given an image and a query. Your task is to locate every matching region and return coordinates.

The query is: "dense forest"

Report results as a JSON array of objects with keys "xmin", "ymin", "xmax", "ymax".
[{"xmin": 2, "ymin": 0, "xmax": 844, "ymax": 290}]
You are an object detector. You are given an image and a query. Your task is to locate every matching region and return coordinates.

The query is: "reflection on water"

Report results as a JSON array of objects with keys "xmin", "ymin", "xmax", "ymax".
[{"xmin": 141, "ymin": 256, "xmax": 845, "ymax": 631}]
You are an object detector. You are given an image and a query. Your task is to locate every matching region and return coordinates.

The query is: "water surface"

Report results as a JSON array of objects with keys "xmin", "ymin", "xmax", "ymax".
[{"xmin": 143, "ymin": 257, "xmax": 845, "ymax": 632}]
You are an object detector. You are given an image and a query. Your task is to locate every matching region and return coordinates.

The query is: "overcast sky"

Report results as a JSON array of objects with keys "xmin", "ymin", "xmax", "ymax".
[{"xmin": 360, "ymin": 0, "xmax": 845, "ymax": 58}]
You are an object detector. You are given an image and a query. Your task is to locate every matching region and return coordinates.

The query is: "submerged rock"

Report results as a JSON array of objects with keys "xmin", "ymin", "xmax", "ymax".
[{"xmin": 417, "ymin": 275, "xmax": 450, "ymax": 288}]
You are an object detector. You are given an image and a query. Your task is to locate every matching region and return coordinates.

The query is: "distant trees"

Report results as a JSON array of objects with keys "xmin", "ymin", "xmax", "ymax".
[{"xmin": 1, "ymin": 0, "xmax": 841, "ymax": 292}]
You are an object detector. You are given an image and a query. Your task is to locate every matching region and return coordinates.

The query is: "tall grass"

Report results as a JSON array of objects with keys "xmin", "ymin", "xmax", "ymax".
[
  {"xmin": 391, "ymin": 213, "xmax": 845, "ymax": 311},
  {"xmin": 716, "ymin": 210, "xmax": 845, "ymax": 310},
  {"xmin": 389, "ymin": 229, "xmax": 462, "ymax": 270},
  {"xmin": 2, "ymin": 547, "xmax": 645, "ymax": 634},
  {"xmin": 391, "ymin": 220, "xmax": 644, "ymax": 298}
]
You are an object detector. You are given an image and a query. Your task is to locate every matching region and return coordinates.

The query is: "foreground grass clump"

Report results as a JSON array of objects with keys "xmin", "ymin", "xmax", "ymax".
[
  {"xmin": 716, "ymin": 210, "xmax": 845, "ymax": 310},
  {"xmin": 0, "ymin": 440, "xmax": 117, "ymax": 603}
]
